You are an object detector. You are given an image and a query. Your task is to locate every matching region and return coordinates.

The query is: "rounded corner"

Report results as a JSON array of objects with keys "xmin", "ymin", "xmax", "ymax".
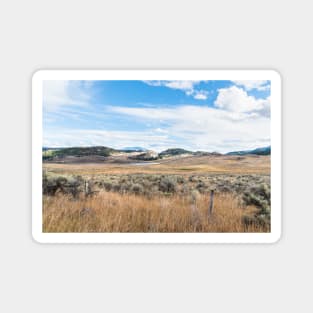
[
  {"xmin": 269, "ymin": 230, "xmax": 282, "ymax": 244},
  {"xmin": 32, "ymin": 69, "xmax": 46, "ymax": 84},
  {"xmin": 268, "ymin": 69, "xmax": 282, "ymax": 84},
  {"xmin": 31, "ymin": 231, "xmax": 45, "ymax": 244}
]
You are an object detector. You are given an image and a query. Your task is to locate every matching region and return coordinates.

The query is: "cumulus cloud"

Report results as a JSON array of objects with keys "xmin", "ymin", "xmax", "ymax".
[
  {"xmin": 163, "ymin": 80, "xmax": 199, "ymax": 91},
  {"xmin": 232, "ymin": 80, "xmax": 270, "ymax": 91},
  {"xmin": 214, "ymin": 85, "xmax": 270, "ymax": 116},
  {"xmin": 193, "ymin": 90, "xmax": 209, "ymax": 100},
  {"xmin": 144, "ymin": 80, "xmax": 199, "ymax": 90},
  {"xmin": 105, "ymin": 105, "xmax": 270, "ymax": 153},
  {"xmin": 143, "ymin": 80, "xmax": 208, "ymax": 100}
]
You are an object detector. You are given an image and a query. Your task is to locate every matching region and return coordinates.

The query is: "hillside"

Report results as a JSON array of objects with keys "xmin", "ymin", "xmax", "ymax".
[
  {"xmin": 43, "ymin": 145, "xmax": 271, "ymax": 163},
  {"xmin": 227, "ymin": 146, "xmax": 271, "ymax": 156},
  {"xmin": 159, "ymin": 148, "xmax": 193, "ymax": 157},
  {"xmin": 43, "ymin": 146, "xmax": 117, "ymax": 161},
  {"xmin": 128, "ymin": 150, "xmax": 159, "ymax": 161}
]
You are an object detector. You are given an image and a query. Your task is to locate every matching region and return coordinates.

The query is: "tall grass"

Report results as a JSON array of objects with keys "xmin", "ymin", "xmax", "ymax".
[{"xmin": 43, "ymin": 191, "xmax": 268, "ymax": 233}]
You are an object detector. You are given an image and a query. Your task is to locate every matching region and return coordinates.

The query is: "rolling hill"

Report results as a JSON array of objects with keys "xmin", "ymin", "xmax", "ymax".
[
  {"xmin": 159, "ymin": 148, "xmax": 193, "ymax": 157},
  {"xmin": 42, "ymin": 145, "xmax": 271, "ymax": 162},
  {"xmin": 42, "ymin": 146, "xmax": 117, "ymax": 160},
  {"xmin": 227, "ymin": 146, "xmax": 271, "ymax": 156}
]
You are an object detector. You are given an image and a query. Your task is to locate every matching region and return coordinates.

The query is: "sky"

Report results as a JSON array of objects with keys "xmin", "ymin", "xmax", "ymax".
[{"xmin": 43, "ymin": 79, "xmax": 271, "ymax": 153}]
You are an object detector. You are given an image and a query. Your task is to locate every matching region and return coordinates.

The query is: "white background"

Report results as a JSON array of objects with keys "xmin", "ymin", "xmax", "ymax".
[{"xmin": 0, "ymin": 0, "xmax": 311, "ymax": 312}]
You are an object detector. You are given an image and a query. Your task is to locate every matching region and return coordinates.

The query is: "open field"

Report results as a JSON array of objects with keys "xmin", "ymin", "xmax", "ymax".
[
  {"xmin": 43, "ymin": 154, "xmax": 270, "ymax": 176},
  {"xmin": 43, "ymin": 155, "xmax": 271, "ymax": 233}
]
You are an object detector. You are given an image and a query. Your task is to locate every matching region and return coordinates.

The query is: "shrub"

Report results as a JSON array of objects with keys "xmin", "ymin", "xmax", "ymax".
[
  {"xmin": 196, "ymin": 181, "xmax": 207, "ymax": 193},
  {"xmin": 102, "ymin": 181, "xmax": 113, "ymax": 191},
  {"xmin": 112, "ymin": 183, "xmax": 121, "ymax": 192},
  {"xmin": 159, "ymin": 176, "xmax": 178, "ymax": 193},
  {"xmin": 243, "ymin": 183, "xmax": 270, "ymax": 214},
  {"xmin": 180, "ymin": 184, "xmax": 190, "ymax": 195},
  {"xmin": 148, "ymin": 185, "xmax": 160, "ymax": 197},
  {"xmin": 189, "ymin": 175, "xmax": 196, "ymax": 182},
  {"xmin": 242, "ymin": 183, "xmax": 271, "ymax": 228},
  {"xmin": 177, "ymin": 176, "xmax": 186, "ymax": 184},
  {"xmin": 43, "ymin": 173, "xmax": 89, "ymax": 198},
  {"xmin": 43, "ymin": 173, "xmax": 59, "ymax": 195},
  {"xmin": 65, "ymin": 176, "xmax": 84, "ymax": 198},
  {"xmin": 120, "ymin": 182, "xmax": 131, "ymax": 194},
  {"xmin": 131, "ymin": 183, "xmax": 144, "ymax": 195}
]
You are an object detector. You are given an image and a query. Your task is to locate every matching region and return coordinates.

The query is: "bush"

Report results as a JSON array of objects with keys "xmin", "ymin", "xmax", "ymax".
[
  {"xmin": 120, "ymin": 182, "xmax": 131, "ymax": 194},
  {"xmin": 65, "ymin": 176, "xmax": 84, "ymax": 198},
  {"xmin": 242, "ymin": 183, "xmax": 271, "ymax": 228},
  {"xmin": 102, "ymin": 181, "xmax": 113, "ymax": 191},
  {"xmin": 43, "ymin": 173, "xmax": 58, "ymax": 195},
  {"xmin": 131, "ymin": 183, "xmax": 144, "ymax": 195},
  {"xmin": 196, "ymin": 181, "xmax": 207, "ymax": 193},
  {"xmin": 146, "ymin": 185, "xmax": 160, "ymax": 198},
  {"xmin": 159, "ymin": 176, "xmax": 178, "ymax": 193},
  {"xmin": 189, "ymin": 175, "xmax": 196, "ymax": 182},
  {"xmin": 43, "ymin": 173, "xmax": 87, "ymax": 198},
  {"xmin": 112, "ymin": 183, "xmax": 121, "ymax": 192},
  {"xmin": 243, "ymin": 183, "xmax": 270, "ymax": 214},
  {"xmin": 177, "ymin": 176, "xmax": 186, "ymax": 184},
  {"xmin": 180, "ymin": 184, "xmax": 190, "ymax": 195}
]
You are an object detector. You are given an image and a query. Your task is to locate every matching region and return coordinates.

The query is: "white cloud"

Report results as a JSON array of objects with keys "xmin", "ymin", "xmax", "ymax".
[
  {"xmin": 43, "ymin": 80, "xmax": 93, "ymax": 112},
  {"xmin": 143, "ymin": 80, "xmax": 199, "ymax": 91},
  {"xmin": 43, "ymin": 129, "xmax": 174, "ymax": 151},
  {"xmin": 105, "ymin": 105, "xmax": 270, "ymax": 153},
  {"xmin": 143, "ymin": 80, "xmax": 209, "ymax": 100},
  {"xmin": 232, "ymin": 80, "xmax": 270, "ymax": 91},
  {"xmin": 43, "ymin": 81, "xmax": 270, "ymax": 153},
  {"xmin": 155, "ymin": 128, "xmax": 168, "ymax": 133},
  {"xmin": 193, "ymin": 90, "xmax": 209, "ymax": 100},
  {"xmin": 163, "ymin": 80, "xmax": 199, "ymax": 91},
  {"xmin": 214, "ymin": 85, "xmax": 270, "ymax": 116},
  {"xmin": 44, "ymin": 103, "xmax": 270, "ymax": 153}
]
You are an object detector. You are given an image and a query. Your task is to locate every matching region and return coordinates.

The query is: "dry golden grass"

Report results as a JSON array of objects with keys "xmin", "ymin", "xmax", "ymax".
[
  {"xmin": 43, "ymin": 155, "xmax": 270, "ymax": 176},
  {"xmin": 43, "ymin": 191, "xmax": 268, "ymax": 233}
]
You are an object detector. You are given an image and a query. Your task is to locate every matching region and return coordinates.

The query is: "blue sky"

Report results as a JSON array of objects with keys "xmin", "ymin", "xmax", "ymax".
[{"xmin": 43, "ymin": 79, "xmax": 270, "ymax": 153}]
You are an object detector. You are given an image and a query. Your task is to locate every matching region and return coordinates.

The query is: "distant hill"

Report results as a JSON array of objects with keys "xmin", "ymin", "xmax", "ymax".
[
  {"xmin": 159, "ymin": 148, "xmax": 193, "ymax": 157},
  {"xmin": 42, "ymin": 147, "xmax": 60, "ymax": 151},
  {"xmin": 43, "ymin": 146, "xmax": 117, "ymax": 160},
  {"xmin": 43, "ymin": 145, "xmax": 271, "ymax": 162},
  {"xmin": 227, "ymin": 146, "xmax": 271, "ymax": 156},
  {"xmin": 128, "ymin": 150, "xmax": 159, "ymax": 161}
]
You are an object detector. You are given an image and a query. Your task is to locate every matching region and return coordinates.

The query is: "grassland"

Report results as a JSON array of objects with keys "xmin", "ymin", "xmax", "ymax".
[
  {"xmin": 43, "ymin": 154, "xmax": 270, "ymax": 175},
  {"xmin": 43, "ymin": 191, "xmax": 268, "ymax": 232},
  {"xmin": 42, "ymin": 154, "xmax": 271, "ymax": 233}
]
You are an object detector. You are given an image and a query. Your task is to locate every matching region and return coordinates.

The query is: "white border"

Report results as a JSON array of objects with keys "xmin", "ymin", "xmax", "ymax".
[{"xmin": 32, "ymin": 70, "xmax": 281, "ymax": 244}]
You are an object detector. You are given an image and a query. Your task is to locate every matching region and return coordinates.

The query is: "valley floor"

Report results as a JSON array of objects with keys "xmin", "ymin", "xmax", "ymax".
[{"xmin": 43, "ymin": 154, "xmax": 270, "ymax": 176}]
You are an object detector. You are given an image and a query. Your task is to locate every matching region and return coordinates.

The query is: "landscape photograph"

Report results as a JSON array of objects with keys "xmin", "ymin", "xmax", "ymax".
[{"xmin": 42, "ymin": 78, "xmax": 271, "ymax": 233}]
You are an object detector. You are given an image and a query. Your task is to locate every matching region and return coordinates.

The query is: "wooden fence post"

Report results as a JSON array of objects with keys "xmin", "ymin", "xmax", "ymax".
[
  {"xmin": 84, "ymin": 180, "xmax": 89, "ymax": 197},
  {"xmin": 208, "ymin": 189, "xmax": 214, "ymax": 216}
]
